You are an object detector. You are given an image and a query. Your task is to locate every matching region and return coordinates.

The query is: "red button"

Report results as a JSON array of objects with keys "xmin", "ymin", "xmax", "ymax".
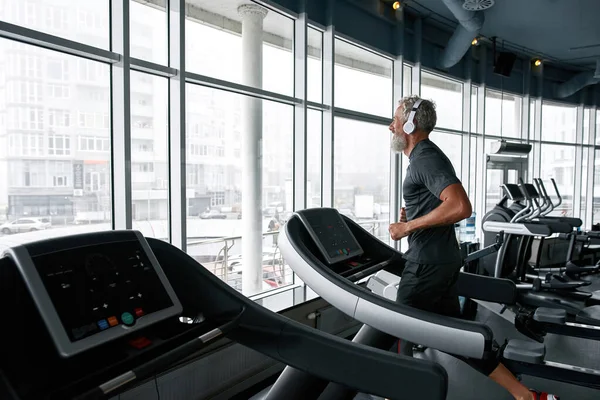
[
  {"xmin": 129, "ymin": 336, "xmax": 151, "ymax": 350},
  {"xmin": 135, "ymin": 308, "xmax": 144, "ymax": 317}
]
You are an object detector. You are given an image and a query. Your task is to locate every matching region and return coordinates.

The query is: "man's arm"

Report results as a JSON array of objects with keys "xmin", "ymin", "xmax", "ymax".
[
  {"xmin": 407, "ymin": 183, "xmax": 472, "ymax": 231},
  {"xmin": 389, "ymin": 183, "xmax": 471, "ymax": 240}
]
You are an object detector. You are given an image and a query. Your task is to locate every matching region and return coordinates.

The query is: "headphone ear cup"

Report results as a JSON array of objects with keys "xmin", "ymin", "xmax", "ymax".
[{"xmin": 403, "ymin": 121, "xmax": 415, "ymax": 134}]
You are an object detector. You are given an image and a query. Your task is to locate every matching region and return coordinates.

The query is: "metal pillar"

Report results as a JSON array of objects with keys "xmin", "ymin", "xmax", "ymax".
[
  {"xmin": 111, "ymin": 0, "xmax": 132, "ymax": 229},
  {"xmin": 239, "ymin": 3, "xmax": 268, "ymax": 296},
  {"xmin": 168, "ymin": 0, "xmax": 186, "ymax": 250}
]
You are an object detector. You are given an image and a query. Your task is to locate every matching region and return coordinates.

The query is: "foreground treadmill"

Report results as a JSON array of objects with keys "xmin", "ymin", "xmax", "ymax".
[
  {"xmin": 276, "ymin": 207, "xmax": 600, "ymax": 394},
  {"xmin": 0, "ymin": 230, "xmax": 447, "ymax": 400}
]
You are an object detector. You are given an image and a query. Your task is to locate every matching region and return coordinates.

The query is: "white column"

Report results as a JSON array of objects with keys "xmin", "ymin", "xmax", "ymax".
[{"xmin": 239, "ymin": 4, "xmax": 268, "ymax": 296}]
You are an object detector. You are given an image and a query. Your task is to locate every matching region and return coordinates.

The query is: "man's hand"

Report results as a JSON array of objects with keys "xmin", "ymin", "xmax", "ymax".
[
  {"xmin": 400, "ymin": 207, "xmax": 407, "ymax": 223},
  {"xmin": 389, "ymin": 222, "xmax": 412, "ymax": 241}
]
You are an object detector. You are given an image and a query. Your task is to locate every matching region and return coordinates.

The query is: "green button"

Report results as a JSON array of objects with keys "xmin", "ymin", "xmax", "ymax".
[{"xmin": 121, "ymin": 312, "xmax": 135, "ymax": 325}]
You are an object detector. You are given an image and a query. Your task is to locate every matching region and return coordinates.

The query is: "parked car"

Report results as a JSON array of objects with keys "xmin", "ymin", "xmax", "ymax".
[
  {"xmin": 0, "ymin": 218, "xmax": 51, "ymax": 234},
  {"xmin": 199, "ymin": 209, "xmax": 227, "ymax": 219}
]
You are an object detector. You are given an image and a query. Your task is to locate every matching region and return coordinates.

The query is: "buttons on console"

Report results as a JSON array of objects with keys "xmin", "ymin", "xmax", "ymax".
[
  {"xmin": 121, "ymin": 312, "xmax": 135, "ymax": 326},
  {"xmin": 108, "ymin": 316, "xmax": 118, "ymax": 327},
  {"xmin": 97, "ymin": 319, "xmax": 109, "ymax": 330},
  {"xmin": 135, "ymin": 308, "xmax": 144, "ymax": 318}
]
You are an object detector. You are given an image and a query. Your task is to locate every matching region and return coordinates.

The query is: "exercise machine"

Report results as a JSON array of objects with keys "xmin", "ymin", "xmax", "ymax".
[
  {"xmin": 277, "ymin": 208, "xmax": 600, "ymax": 393},
  {"xmin": 0, "ymin": 230, "xmax": 447, "ymax": 400}
]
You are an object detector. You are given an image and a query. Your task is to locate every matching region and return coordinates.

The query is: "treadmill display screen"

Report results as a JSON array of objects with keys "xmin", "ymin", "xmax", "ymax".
[
  {"xmin": 502, "ymin": 184, "xmax": 524, "ymax": 201},
  {"xmin": 521, "ymin": 183, "xmax": 539, "ymax": 199},
  {"xmin": 297, "ymin": 208, "xmax": 364, "ymax": 264}
]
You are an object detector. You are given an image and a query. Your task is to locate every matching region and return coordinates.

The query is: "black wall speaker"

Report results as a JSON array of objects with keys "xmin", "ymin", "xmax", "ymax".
[{"xmin": 494, "ymin": 51, "xmax": 517, "ymax": 77}]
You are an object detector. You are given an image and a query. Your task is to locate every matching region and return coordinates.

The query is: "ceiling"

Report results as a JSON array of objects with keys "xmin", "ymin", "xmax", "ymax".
[{"xmin": 403, "ymin": 0, "xmax": 600, "ymax": 70}]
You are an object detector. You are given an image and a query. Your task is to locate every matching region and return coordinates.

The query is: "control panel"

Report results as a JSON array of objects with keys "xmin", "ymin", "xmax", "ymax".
[
  {"xmin": 297, "ymin": 208, "xmax": 364, "ymax": 264},
  {"xmin": 4, "ymin": 230, "xmax": 182, "ymax": 358}
]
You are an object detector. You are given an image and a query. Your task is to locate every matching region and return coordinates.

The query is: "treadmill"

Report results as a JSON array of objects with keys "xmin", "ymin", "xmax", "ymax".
[
  {"xmin": 0, "ymin": 230, "xmax": 447, "ymax": 400},
  {"xmin": 276, "ymin": 207, "xmax": 600, "ymax": 394}
]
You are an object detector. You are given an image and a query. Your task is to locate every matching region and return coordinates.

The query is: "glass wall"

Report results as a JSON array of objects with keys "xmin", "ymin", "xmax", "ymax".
[
  {"xmin": 334, "ymin": 39, "xmax": 392, "ymax": 117},
  {"xmin": 485, "ymin": 90, "xmax": 522, "ymax": 138},
  {"xmin": 421, "ymin": 71, "xmax": 462, "ymax": 131},
  {"xmin": 0, "ymin": 0, "xmax": 599, "ymax": 306},
  {"xmin": 333, "ymin": 118, "xmax": 390, "ymax": 242}
]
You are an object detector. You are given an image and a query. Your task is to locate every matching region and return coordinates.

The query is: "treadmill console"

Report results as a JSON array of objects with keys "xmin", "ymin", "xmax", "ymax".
[
  {"xmin": 3, "ymin": 230, "xmax": 182, "ymax": 358},
  {"xmin": 502, "ymin": 184, "xmax": 524, "ymax": 201},
  {"xmin": 519, "ymin": 183, "xmax": 540, "ymax": 200},
  {"xmin": 295, "ymin": 208, "xmax": 364, "ymax": 265}
]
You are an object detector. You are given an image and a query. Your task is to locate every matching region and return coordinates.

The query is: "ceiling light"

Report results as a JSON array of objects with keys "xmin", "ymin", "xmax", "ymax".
[
  {"xmin": 534, "ymin": 59, "xmax": 542, "ymax": 67},
  {"xmin": 393, "ymin": 1, "xmax": 401, "ymax": 10},
  {"xmin": 471, "ymin": 37, "xmax": 479, "ymax": 46}
]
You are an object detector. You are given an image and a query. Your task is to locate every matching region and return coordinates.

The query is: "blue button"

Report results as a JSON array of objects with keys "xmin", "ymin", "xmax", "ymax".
[{"xmin": 97, "ymin": 319, "xmax": 109, "ymax": 330}]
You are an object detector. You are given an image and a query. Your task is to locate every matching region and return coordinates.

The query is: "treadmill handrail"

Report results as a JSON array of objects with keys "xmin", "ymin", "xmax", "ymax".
[
  {"xmin": 280, "ymin": 214, "xmax": 494, "ymax": 360},
  {"xmin": 483, "ymin": 221, "xmax": 552, "ymax": 237}
]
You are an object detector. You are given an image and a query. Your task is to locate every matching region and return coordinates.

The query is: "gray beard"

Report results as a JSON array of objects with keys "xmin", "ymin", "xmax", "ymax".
[{"xmin": 391, "ymin": 134, "xmax": 406, "ymax": 153}]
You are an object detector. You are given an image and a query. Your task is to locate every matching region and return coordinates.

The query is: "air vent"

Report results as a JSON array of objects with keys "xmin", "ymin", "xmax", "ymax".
[{"xmin": 462, "ymin": 0, "xmax": 495, "ymax": 11}]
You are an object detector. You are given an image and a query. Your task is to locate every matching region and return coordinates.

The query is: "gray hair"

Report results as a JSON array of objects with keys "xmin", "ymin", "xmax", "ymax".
[{"xmin": 398, "ymin": 95, "xmax": 437, "ymax": 133}]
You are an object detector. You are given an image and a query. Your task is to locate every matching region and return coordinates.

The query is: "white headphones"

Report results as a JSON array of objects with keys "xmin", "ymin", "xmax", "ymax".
[{"xmin": 403, "ymin": 99, "xmax": 423, "ymax": 134}]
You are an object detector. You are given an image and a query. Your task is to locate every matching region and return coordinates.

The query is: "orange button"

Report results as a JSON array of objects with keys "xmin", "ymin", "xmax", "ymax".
[{"xmin": 108, "ymin": 316, "xmax": 118, "ymax": 327}]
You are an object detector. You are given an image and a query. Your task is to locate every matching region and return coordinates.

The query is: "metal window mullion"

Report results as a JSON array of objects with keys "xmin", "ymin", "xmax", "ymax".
[
  {"xmin": 293, "ymin": 3, "xmax": 307, "ymax": 212},
  {"xmin": 461, "ymin": 73, "xmax": 472, "ymax": 188},
  {"xmin": 0, "ymin": 20, "xmax": 120, "ymax": 63},
  {"xmin": 411, "ymin": 18, "xmax": 422, "ymax": 96},
  {"xmin": 474, "ymin": 47, "xmax": 486, "ymax": 227},
  {"xmin": 321, "ymin": 0, "xmax": 335, "ymax": 208},
  {"xmin": 574, "ymin": 105, "xmax": 584, "ymax": 217},
  {"xmin": 589, "ymin": 110, "xmax": 598, "ymax": 224},
  {"xmin": 390, "ymin": 19, "xmax": 404, "ymax": 250},
  {"xmin": 110, "ymin": 0, "xmax": 132, "ymax": 230},
  {"xmin": 168, "ymin": 0, "xmax": 186, "ymax": 250}
]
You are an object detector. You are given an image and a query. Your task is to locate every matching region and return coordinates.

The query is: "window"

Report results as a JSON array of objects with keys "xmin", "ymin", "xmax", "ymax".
[
  {"xmin": 48, "ymin": 109, "xmax": 71, "ymax": 128},
  {"xmin": 78, "ymin": 59, "xmax": 108, "ymax": 81},
  {"xmin": 7, "ymin": 81, "xmax": 43, "ymax": 103},
  {"xmin": 79, "ymin": 136, "xmax": 110, "ymax": 152},
  {"xmin": 185, "ymin": 0, "xmax": 294, "ymax": 96},
  {"xmin": 307, "ymin": 27, "xmax": 322, "ymax": 103},
  {"xmin": 540, "ymin": 144, "xmax": 575, "ymax": 216},
  {"xmin": 45, "ymin": 6, "xmax": 68, "ymax": 31},
  {"xmin": 485, "ymin": 90, "xmax": 522, "ymax": 138},
  {"xmin": 8, "ymin": 134, "xmax": 44, "ymax": 156},
  {"xmin": 0, "ymin": 39, "xmax": 112, "ymax": 227},
  {"xmin": 47, "ymin": 84, "xmax": 70, "ymax": 99},
  {"xmin": 334, "ymin": 118, "xmax": 390, "ymax": 243},
  {"xmin": 403, "ymin": 64, "xmax": 412, "ymax": 96},
  {"xmin": 130, "ymin": 1, "xmax": 167, "ymax": 65},
  {"xmin": 583, "ymin": 109, "xmax": 591, "ymax": 145},
  {"xmin": 541, "ymin": 102, "xmax": 577, "ymax": 142},
  {"xmin": 334, "ymin": 39, "xmax": 392, "ymax": 117},
  {"xmin": 471, "ymin": 87, "xmax": 478, "ymax": 133},
  {"xmin": 307, "ymin": 110, "xmax": 322, "ymax": 208},
  {"xmin": 421, "ymin": 71, "xmax": 463, "ymax": 131},
  {"xmin": 185, "ymin": 84, "xmax": 293, "ymax": 295},
  {"xmin": 581, "ymin": 147, "xmax": 590, "ymax": 227},
  {"xmin": 428, "ymin": 132, "xmax": 462, "ymax": 176},
  {"xmin": 78, "ymin": 112, "xmax": 110, "ymax": 129},
  {"xmin": 130, "ymin": 72, "xmax": 168, "ymax": 230},
  {"xmin": 47, "ymin": 59, "xmax": 69, "ymax": 80},
  {"xmin": 7, "ymin": 108, "xmax": 44, "ymax": 130},
  {"xmin": 48, "ymin": 134, "xmax": 71, "ymax": 155},
  {"xmin": 0, "ymin": 0, "xmax": 110, "ymax": 49}
]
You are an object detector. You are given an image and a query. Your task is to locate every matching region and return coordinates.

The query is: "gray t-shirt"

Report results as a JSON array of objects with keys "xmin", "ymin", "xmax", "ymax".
[{"xmin": 402, "ymin": 139, "xmax": 462, "ymax": 264}]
